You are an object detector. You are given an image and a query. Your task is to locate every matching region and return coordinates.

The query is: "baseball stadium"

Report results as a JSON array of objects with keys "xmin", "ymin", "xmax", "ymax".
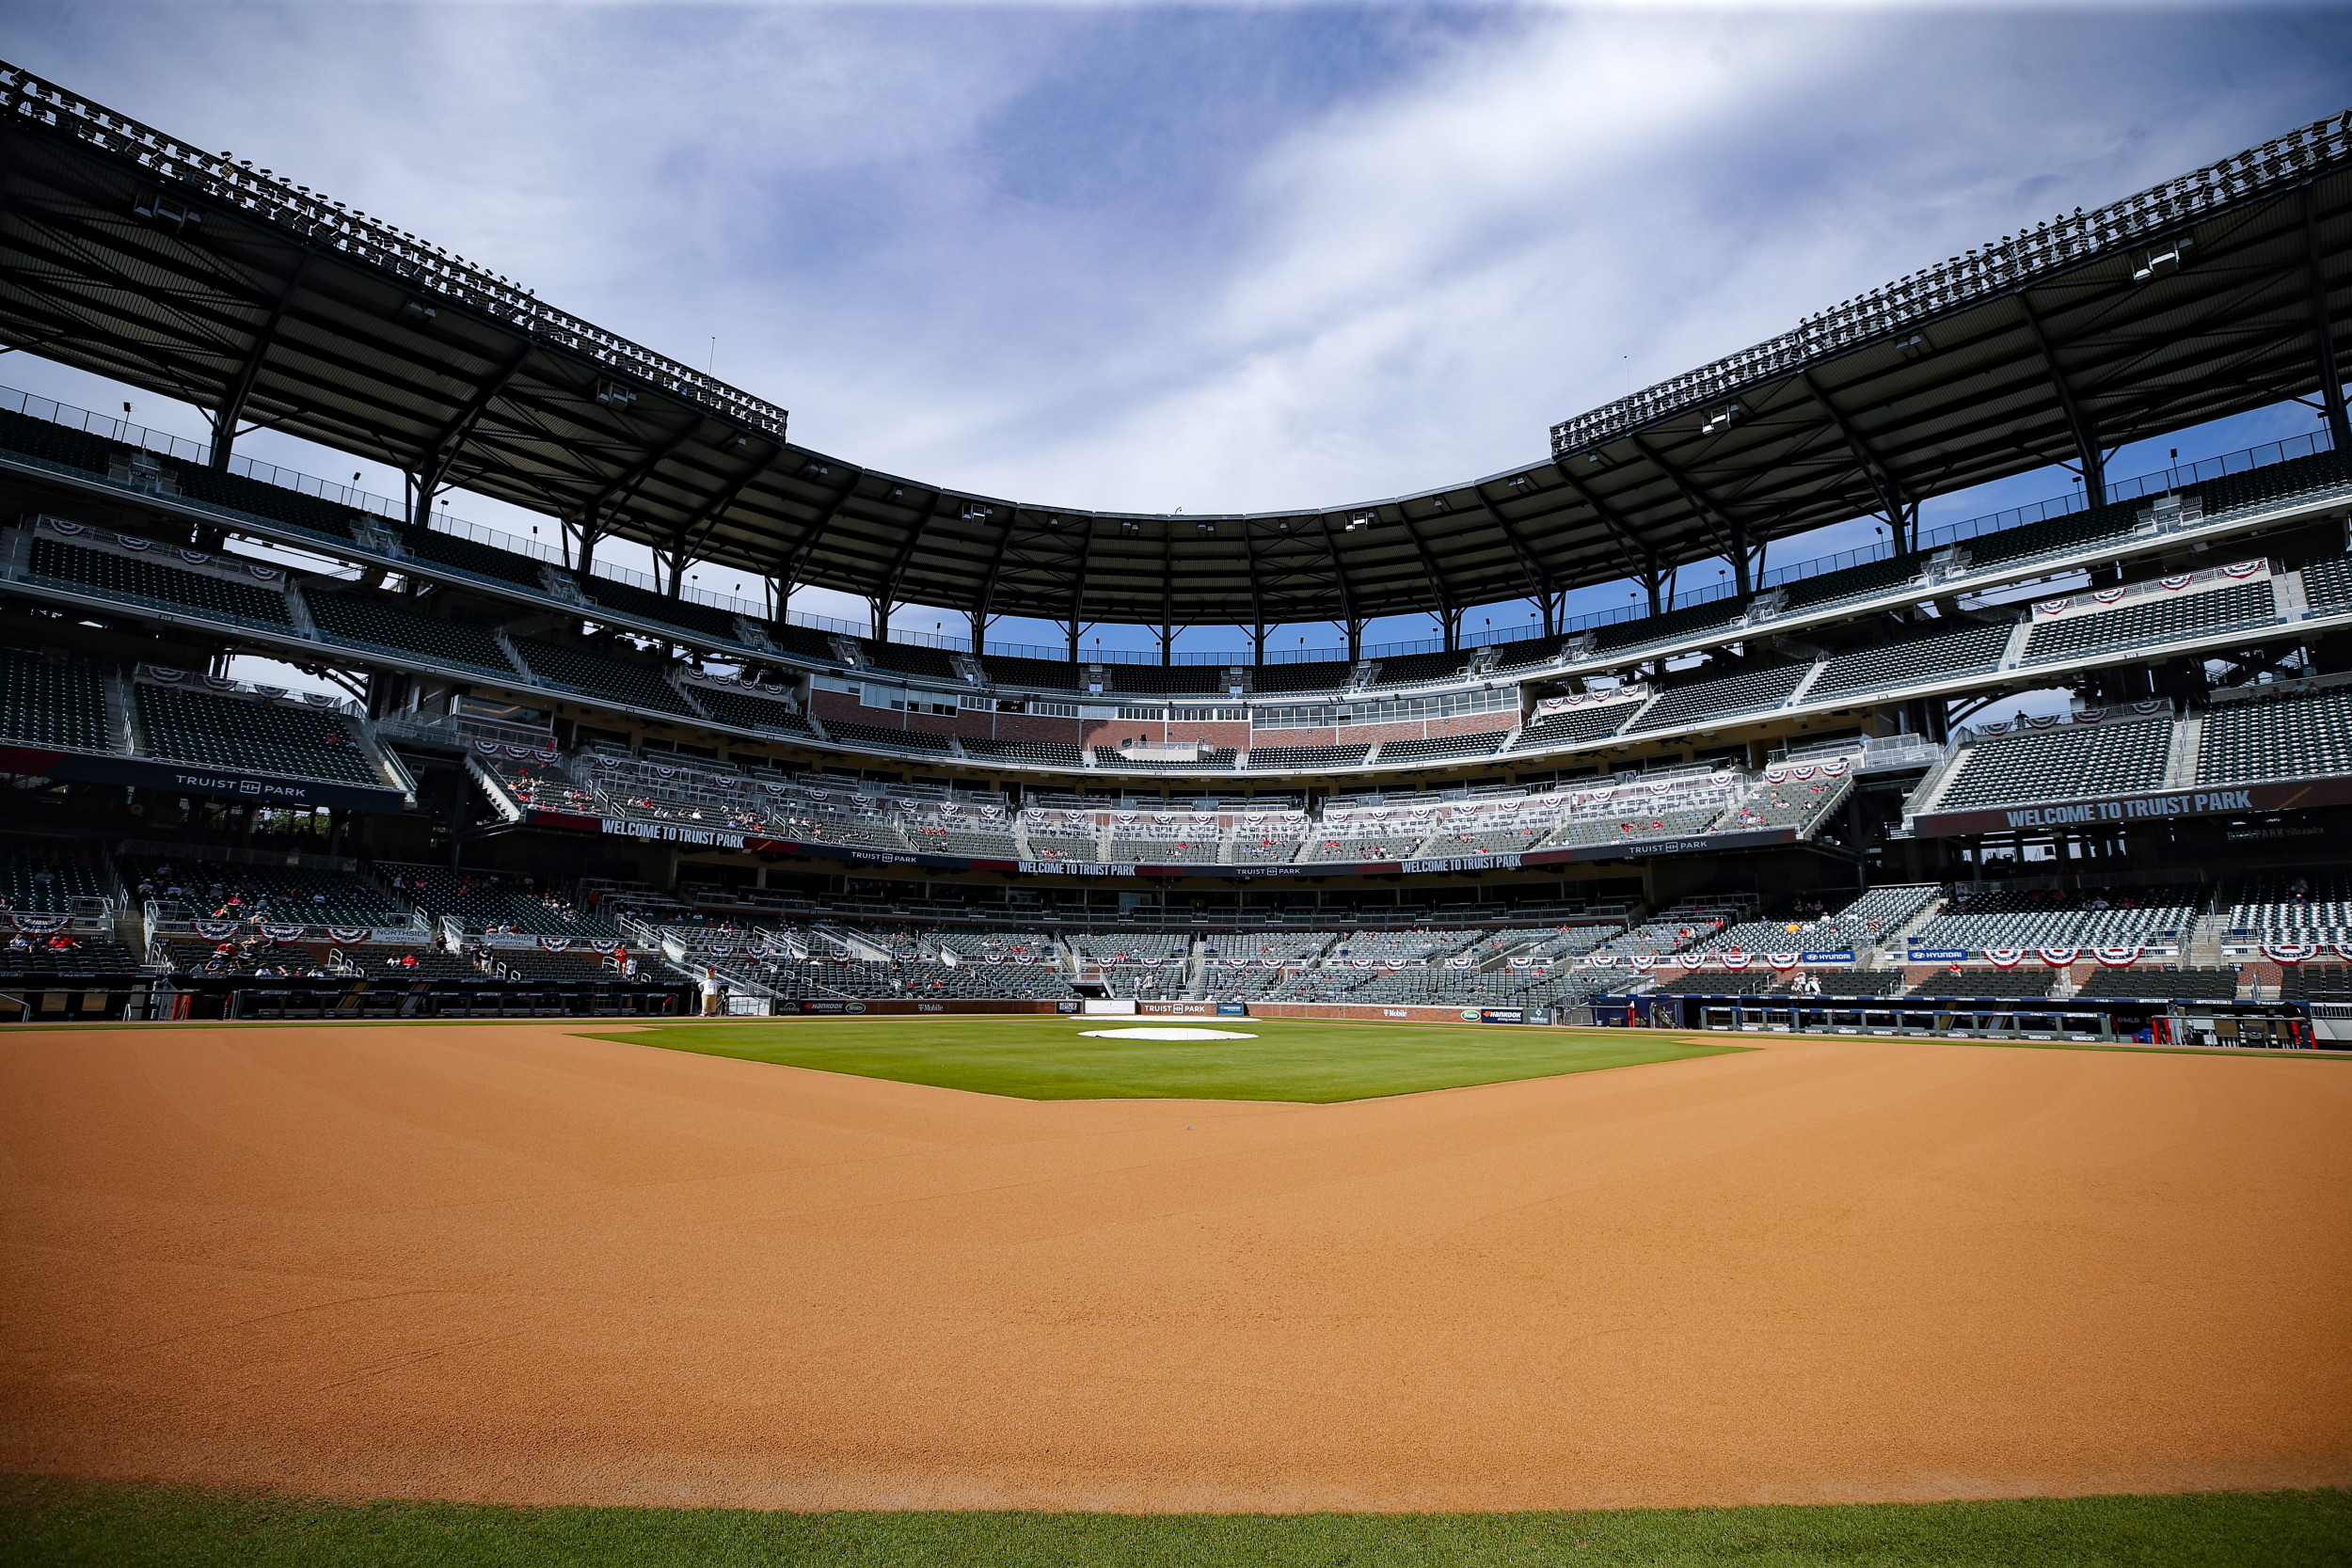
[{"xmin": 0, "ymin": 52, "xmax": 2348, "ymax": 1566}]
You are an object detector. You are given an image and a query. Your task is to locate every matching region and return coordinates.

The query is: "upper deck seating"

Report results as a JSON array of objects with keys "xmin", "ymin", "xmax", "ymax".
[
  {"xmin": 1249, "ymin": 659, "xmax": 1354, "ymax": 694},
  {"xmin": 1808, "ymin": 619, "xmax": 2011, "ymax": 701},
  {"xmin": 1624, "ymin": 661, "xmax": 1809, "ymax": 735},
  {"xmin": 1372, "ymin": 651, "xmax": 1472, "ymax": 687},
  {"xmin": 585, "ymin": 578, "xmax": 747, "ymax": 643},
  {"xmin": 2020, "ymin": 579, "xmax": 2276, "ymax": 665},
  {"xmin": 28, "ymin": 538, "xmax": 293, "ymax": 627},
  {"xmin": 398, "ymin": 527, "xmax": 548, "ymax": 589},
  {"xmin": 859, "ymin": 640, "xmax": 961, "ymax": 680},
  {"xmin": 979, "ymin": 655, "xmax": 1081, "ymax": 689},
  {"xmin": 0, "ymin": 405, "xmax": 121, "ymax": 473}
]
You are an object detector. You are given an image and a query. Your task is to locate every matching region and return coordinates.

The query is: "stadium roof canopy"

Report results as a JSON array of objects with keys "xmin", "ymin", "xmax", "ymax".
[{"xmin": 1, "ymin": 59, "xmax": 2347, "ymax": 651}]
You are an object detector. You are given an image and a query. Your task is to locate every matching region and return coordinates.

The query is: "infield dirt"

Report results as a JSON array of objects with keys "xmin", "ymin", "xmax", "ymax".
[{"xmin": 1, "ymin": 1022, "xmax": 2347, "ymax": 1512}]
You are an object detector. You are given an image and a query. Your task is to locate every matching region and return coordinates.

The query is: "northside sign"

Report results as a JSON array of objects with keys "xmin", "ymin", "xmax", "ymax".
[{"xmin": 1911, "ymin": 777, "xmax": 2352, "ymax": 838}]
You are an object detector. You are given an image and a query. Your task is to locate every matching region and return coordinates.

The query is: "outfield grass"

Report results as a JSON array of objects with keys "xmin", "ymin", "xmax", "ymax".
[
  {"xmin": 2, "ymin": 1479, "xmax": 2345, "ymax": 1566},
  {"xmin": 584, "ymin": 1016, "xmax": 1736, "ymax": 1101}
]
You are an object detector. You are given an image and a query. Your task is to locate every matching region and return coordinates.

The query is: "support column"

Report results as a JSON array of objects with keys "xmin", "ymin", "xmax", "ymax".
[
  {"xmin": 1345, "ymin": 618, "xmax": 1366, "ymax": 662},
  {"xmin": 1729, "ymin": 528, "xmax": 1752, "ymax": 598},
  {"xmin": 2305, "ymin": 187, "xmax": 2351, "ymax": 451},
  {"xmin": 1251, "ymin": 621, "xmax": 1267, "ymax": 666}
]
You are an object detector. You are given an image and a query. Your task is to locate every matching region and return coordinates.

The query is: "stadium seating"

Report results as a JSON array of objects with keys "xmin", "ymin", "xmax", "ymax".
[
  {"xmin": 960, "ymin": 736, "xmax": 1084, "ymax": 767},
  {"xmin": 1486, "ymin": 633, "xmax": 1571, "ymax": 671},
  {"xmin": 2074, "ymin": 966, "xmax": 2239, "ymax": 1002},
  {"xmin": 2020, "ymin": 579, "xmax": 2276, "ymax": 664},
  {"xmin": 133, "ymin": 684, "xmax": 386, "ymax": 787},
  {"xmin": 509, "ymin": 637, "xmax": 702, "ymax": 717},
  {"xmin": 0, "ymin": 837, "xmax": 118, "ymax": 913},
  {"xmin": 1248, "ymin": 659, "xmax": 1355, "ymax": 694},
  {"xmin": 172, "ymin": 467, "xmax": 361, "ymax": 541},
  {"xmin": 2219, "ymin": 876, "xmax": 2352, "ymax": 945},
  {"xmin": 0, "ymin": 405, "xmax": 122, "ymax": 474},
  {"xmin": 379, "ymin": 862, "xmax": 620, "ymax": 938},
  {"xmin": 1808, "ymin": 619, "xmax": 2011, "ymax": 701},
  {"xmin": 1124, "ymin": 665, "xmax": 1230, "ymax": 695},
  {"xmin": 685, "ymin": 683, "xmax": 820, "ymax": 737},
  {"xmin": 0, "ymin": 647, "xmax": 111, "ymax": 752},
  {"xmin": 1592, "ymin": 598, "xmax": 1742, "ymax": 655},
  {"xmin": 1248, "ymin": 743, "xmax": 1371, "ymax": 769},
  {"xmin": 2301, "ymin": 550, "xmax": 2352, "ymax": 614},
  {"xmin": 2197, "ymin": 687, "xmax": 2352, "ymax": 784},
  {"xmin": 1507, "ymin": 704, "xmax": 1634, "ymax": 752},
  {"xmin": 398, "ymin": 526, "xmax": 549, "ymax": 589},
  {"xmin": 124, "ymin": 854, "xmax": 405, "ymax": 927},
  {"xmin": 1624, "ymin": 661, "xmax": 1810, "ymax": 734},
  {"xmin": 829, "ymin": 720, "xmax": 953, "ymax": 753},
  {"xmin": 766, "ymin": 623, "xmax": 847, "ymax": 662},
  {"xmin": 1931, "ymin": 718, "xmax": 2171, "ymax": 814},
  {"xmin": 1371, "ymin": 651, "xmax": 1472, "ymax": 687},
  {"xmin": 859, "ymin": 640, "xmax": 961, "ymax": 680},
  {"xmin": 1378, "ymin": 731, "xmax": 1507, "ymax": 766},
  {"xmin": 585, "ymin": 577, "xmax": 748, "ymax": 643},
  {"xmin": 1904, "ymin": 968, "xmax": 2059, "ymax": 1000},
  {"xmin": 978, "ymin": 654, "xmax": 1082, "ymax": 689},
  {"xmin": 0, "ymin": 934, "xmax": 141, "ymax": 974},
  {"xmin": 1773, "ymin": 551, "xmax": 1925, "ymax": 615},
  {"xmin": 28, "ymin": 537, "xmax": 292, "ymax": 626},
  {"xmin": 1904, "ymin": 885, "xmax": 2196, "ymax": 954},
  {"xmin": 305, "ymin": 591, "xmax": 516, "ymax": 674}
]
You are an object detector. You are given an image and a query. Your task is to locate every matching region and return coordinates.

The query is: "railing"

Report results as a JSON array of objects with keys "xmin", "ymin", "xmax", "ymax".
[{"xmin": 1549, "ymin": 109, "xmax": 2352, "ymax": 454}]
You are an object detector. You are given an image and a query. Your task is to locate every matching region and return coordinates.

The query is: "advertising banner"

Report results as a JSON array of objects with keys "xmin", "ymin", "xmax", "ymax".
[{"xmin": 1910, "ymin": 778, "xmax": 2352, "ymax": 837}]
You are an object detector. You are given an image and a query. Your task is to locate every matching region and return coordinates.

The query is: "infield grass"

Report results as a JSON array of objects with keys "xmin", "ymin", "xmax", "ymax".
[
  {"xmin": 583, "ymin": 1016, "xmax": 1735, "ymax": 1101},
  {"xmin": 3, "ymin": 1479, "xmax": 2346, "ymax": 1566}
]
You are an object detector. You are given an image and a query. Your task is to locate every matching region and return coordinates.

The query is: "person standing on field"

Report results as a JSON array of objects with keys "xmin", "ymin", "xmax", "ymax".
[{"xmin": 701, "ymin": 967, "xmax": 722, "ymax": 1016}]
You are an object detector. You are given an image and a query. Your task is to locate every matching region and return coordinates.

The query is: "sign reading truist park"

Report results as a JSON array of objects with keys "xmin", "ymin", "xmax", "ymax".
[
  {"xmin": 1910, "ymin": 778, "xmax": 2352, "ymax": 838},
  {"xmin": 0, "ymin": 746, "xmax": 408, "ymax": 814}
]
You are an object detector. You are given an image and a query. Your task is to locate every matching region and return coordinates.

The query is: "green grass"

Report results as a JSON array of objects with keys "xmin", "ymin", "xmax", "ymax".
[
  {"xmin": 2, "ymin": 1479, "xmax": 2345, "ymax": 1565},
  {"xmin": 582, "ymin": 1016, "xmax": 1736, "ymax": 1102}
]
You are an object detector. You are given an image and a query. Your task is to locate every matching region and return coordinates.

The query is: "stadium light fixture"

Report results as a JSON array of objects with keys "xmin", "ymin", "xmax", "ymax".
[
  {"xmin": 594, "ymin": 380, "xmax": 634, "ymax": 410},
  {"xmin": 1896, "ymin": 334, "xmax": 1931, "ymax": 360},
  {"xmin": 1701, "ymin": 404, "xmax": 1740, "ymax": 436}
]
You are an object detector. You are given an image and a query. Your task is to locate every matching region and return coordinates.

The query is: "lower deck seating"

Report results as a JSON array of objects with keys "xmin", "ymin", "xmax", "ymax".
[
  {"xmin": 305, "ymin": 592, "xmax": 514, "ymax": 673},
  {"xmin": 1248, "ymin": 744, "xmax": 1369, "ymax": 769},
  {"xmin": 2074, "ymin": 966, "xmax": 2239, "ymax": 1001}
]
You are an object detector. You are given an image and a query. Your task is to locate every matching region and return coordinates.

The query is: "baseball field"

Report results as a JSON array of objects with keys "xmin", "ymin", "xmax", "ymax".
[{"xmin": 2, "ymin": 1014, "xmax": 2348, "ymax": 1564}]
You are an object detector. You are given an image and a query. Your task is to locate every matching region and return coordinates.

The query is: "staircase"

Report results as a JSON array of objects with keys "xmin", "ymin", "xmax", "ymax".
[
  {"xmin": 2163, "ymin": 713, "xmax": 2202, "ymax": 786},
  {"xmin": 103, "ymin": 669, "xmax": 137, "ymax": 754}
]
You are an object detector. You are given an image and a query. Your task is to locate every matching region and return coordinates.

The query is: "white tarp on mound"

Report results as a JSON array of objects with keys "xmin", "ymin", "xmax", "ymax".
[{"xmin": 1078, "ymin": 1026, "xmax": 1260, "ymax": 1041}]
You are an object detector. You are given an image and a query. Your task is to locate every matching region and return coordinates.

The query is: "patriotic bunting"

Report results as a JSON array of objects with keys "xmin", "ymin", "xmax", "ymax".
[
  {"xmin": 2261, "ymin": 942, "xmax": 2318, "ymax": 964},
  {"xmin": 1985, "ymin": 948, "xmax": 2025, "ymax": 968},
  {"xmin": 326, "ymin": 927, "xmax": 373, "ymax": 942},
  {"xmin": 8, "ymin": 913, "xmax": 70, "ymax": 934},
  {"xmin": 2093, "ymin": 947, "xmax": 2142, "ymax": 967},
  {"xmin": 2039, "ymin": 947, "xmax": 2080, "ymax": 968}
]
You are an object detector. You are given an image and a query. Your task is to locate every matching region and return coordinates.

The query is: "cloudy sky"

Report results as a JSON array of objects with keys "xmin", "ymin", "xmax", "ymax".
[{"xmin": 4, "ymin": 3, "xmax": 2348, "ymax": 683}]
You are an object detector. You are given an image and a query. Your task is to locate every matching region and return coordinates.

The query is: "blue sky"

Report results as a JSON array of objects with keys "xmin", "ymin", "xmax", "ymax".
[{"xmin": 3, "ymin": 4, "xmax": 2349, "ymax": 695}]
